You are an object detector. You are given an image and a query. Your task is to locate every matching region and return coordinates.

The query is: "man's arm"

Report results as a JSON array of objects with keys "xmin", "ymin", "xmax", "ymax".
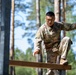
[
  {"xmin": 59, "ymin": 22, "xmax": 76, "ymax": 31},
  {"xmin": 33, "ymin": 27, "xmax": 43, "ymax": 56},
  {"xmin": 33, "ymin": 49, "xmax": 40, "ymax": 56}
]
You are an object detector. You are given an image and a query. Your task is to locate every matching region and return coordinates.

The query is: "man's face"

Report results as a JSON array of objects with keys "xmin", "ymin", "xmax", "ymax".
[{"xmin": 45, "ymin": 16, "xmax": 55, "ymax": 27}]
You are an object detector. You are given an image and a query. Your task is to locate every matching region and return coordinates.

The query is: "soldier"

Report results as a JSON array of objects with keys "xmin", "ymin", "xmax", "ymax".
[{"xmin": 33, "ymin": 11, "xmax": 74, "ymax": 75}]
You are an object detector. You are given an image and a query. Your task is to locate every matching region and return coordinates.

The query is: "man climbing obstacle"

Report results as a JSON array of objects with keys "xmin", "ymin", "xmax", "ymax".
[{"xmin": 33, "ymin": 11, "xmax": 74, "ymax": 75}]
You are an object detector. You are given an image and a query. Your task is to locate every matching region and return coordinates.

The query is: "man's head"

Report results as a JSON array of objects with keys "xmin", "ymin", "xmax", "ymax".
[{"xmin": 45, "ymin": 11, "xmax": 55, "ymax": 27}]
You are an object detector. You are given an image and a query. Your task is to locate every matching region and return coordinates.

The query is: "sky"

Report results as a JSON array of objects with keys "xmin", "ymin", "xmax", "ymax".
[
  {"xmin": 15, "ymin": 27, "xmax": 30, "ymax": 52},
  {"xmin": 14, "ymin": 11, "xmax": 32, "ymax": 52}
]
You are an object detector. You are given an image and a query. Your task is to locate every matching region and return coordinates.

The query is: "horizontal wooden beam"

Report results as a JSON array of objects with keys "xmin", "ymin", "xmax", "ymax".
[{"xmin": 9, "ymin": 60, "xmax": 71, "ymax": 70}]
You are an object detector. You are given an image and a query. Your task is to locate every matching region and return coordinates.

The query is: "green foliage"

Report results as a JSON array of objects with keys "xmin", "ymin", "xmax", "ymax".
[
  {"xmin": 40, "ymin": 1, "xmax": 54, "ymax": 24},
  {"xmin": 67, "ymin": 49, "xmax": 75, "ymax": 63},
  {"xmin": 67, "ymin": 61, "xmax": 76, "ymax": 75},
  {"xmin": 67, "ymin": 49, "xmax": 76, "ymax": 75},
  {"xmin": 15, "ymin": 67, "xmax": 37, "ymax": 75},
  {"xmin": 15, "ymin": 48, "xmax": 36, "ymax": 61},
  {"xmin": 14, "ymin": 48, "xmax": 25, "ymax": 60},
  {"xmin": 25, "ymin": 48, "xmax": 36, "ymax": 62},
  {"xmin": 14, "ymin": 48, "xmax": 37, "ymax": 75},
  {"xmin": 26, "ymin": 0, "xmax": 54, "ymax": 26}
]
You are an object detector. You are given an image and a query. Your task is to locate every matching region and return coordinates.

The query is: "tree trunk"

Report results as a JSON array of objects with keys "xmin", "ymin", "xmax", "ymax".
[
  {"xmin": 62, "ymin": 0, "xmax": 66, "ymax": 37},
  {"xmin": 10, "ymin": 0, "xmax": 15, "ymax": 75},
  {"xmin": 54, "ymin": 0, "xmax": 66, "ymax": 75},
  {"xmin": 54, "ymin": 0, "xmax": 61, "ymax": 64},
  {"xmin": 36, "ymin": 0, "xmax": 43, "ymax": 75},
  {"xmin": 54, "ymin": 0, "xmax": 61, "ymax": 22}
]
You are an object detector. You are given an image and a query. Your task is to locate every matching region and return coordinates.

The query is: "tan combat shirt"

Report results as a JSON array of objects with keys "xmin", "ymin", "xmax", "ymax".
[{"xmin": 34, "ymin": 22, "xmax": 76, "ymax": 52}]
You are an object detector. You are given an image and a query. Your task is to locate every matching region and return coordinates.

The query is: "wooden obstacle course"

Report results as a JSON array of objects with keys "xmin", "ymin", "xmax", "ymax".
[{"xmin": 9, "ymin": 60, "xmax": 71, "ymax": 70}]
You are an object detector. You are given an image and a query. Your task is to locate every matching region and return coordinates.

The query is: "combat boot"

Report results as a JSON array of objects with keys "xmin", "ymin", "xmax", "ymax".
[{"xmin": 60, "ymin": 58, "xmax": 68, "ymax": 65}]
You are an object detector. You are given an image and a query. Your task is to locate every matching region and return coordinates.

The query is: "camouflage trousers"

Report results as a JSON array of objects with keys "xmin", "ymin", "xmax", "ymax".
[{"xmin": 46, "ymin": 36, "xmax": 72, "ymax": 75}]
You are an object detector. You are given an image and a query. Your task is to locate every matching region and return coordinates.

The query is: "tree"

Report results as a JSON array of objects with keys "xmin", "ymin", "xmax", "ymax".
[
  {"xmin": 36, "ymin": 0, "xmax": 43, "ymax": 75},
  {"xmin": 10, "ymin": 0, "xmax": 15, "ymax": 75},
  {"xmin": 54, "ymin": 0, "xmax": 61, "ymax": 22},
  {"xmin": 10, "ymin": 0, "xmax": 30, "ymax": 75}
]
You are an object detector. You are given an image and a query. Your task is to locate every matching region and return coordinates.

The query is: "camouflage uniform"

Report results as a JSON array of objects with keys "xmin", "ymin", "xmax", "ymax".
[{"xmin": 34, "ymin": 22, "xmax": 76, "ymax": 75}]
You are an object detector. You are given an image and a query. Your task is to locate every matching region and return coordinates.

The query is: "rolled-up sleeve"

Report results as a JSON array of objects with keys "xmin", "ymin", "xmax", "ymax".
[
  {"xmin": 59, "ymin": 22, "xmax": 76, "ymax": 31},
  {"xmin": 34, "ymin": 28, "xmax": 44, "ymax": 51}
]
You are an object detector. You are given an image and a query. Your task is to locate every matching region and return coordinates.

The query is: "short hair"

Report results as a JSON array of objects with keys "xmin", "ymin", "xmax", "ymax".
[{"xmin": 46, "ymin": 11, "xmax": 55, "ymax": 17}]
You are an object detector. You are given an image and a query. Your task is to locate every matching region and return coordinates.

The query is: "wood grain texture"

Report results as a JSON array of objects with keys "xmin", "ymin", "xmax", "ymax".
[{"xmin": 9, "ymin": 60, "xmax": 71, "ymax": 70}]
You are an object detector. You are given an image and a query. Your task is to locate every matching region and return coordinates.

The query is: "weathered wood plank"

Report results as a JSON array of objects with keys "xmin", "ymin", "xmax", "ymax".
[{"xmin": 9, "ymin": 60, "xmax": 71, "ymax": 70}]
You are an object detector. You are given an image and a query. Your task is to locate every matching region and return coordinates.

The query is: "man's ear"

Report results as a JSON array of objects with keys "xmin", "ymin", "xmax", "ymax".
[{"xmin": 54, "ymin": 16, "xmax": 55, "ymax": 20}]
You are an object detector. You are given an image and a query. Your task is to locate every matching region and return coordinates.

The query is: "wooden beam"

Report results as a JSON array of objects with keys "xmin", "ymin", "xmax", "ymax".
[{"xmin": 9, "ymin": 60, "xmax": 71, "ymax": 70}]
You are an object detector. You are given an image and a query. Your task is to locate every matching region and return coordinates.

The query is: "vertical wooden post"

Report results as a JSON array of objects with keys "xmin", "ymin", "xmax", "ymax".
[
  {"xmin": 10, "ymin": 0, "xmax": 15, "ymax": 75},
  {"xmin": 59, "ymin": 0, "xmax": 66, "ymax": 75},
  {"xmin": 62, "ymin": 0, "xmax": 66, "ymax": 37},
  {"xmin": 54, "ymin": 0, "xmax": 60, "ymax": 22},
  {"xmin": 59, "ymin": 70, "xmax": 66, "ymax": 75},
  {"xmin": 0, "ymin": 0, "xmax": 11, "ymax": 75},
  {"xmin": 54, "ymin": 0, "xmax": 66, "ymax": 75},
  {"xmin": 36, "ymin": 0, "xmax": 43, "ymax": 75}
]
